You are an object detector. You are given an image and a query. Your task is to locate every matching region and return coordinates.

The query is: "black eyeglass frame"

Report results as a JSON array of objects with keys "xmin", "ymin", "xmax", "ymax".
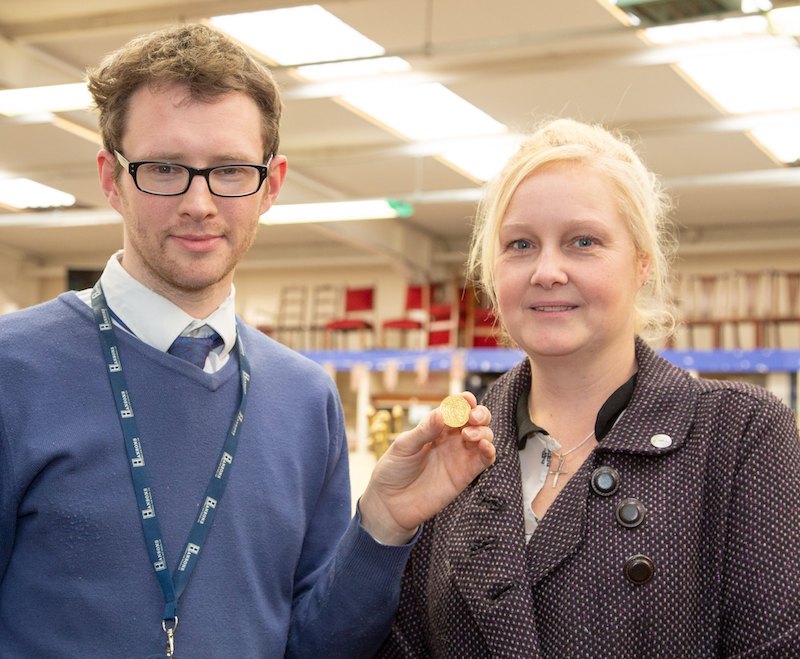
[{"xmin": 114, "ymin": 150, "xmax": 273, "ymax": 198}]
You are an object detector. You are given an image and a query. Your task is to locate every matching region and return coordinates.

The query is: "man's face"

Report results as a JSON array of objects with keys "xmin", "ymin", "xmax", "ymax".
[{"xmin": 98, "ymin": 82, "xmax": 285, "ymax": 308}]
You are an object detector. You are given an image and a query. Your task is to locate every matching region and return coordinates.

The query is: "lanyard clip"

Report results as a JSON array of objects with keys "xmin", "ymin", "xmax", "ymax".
[{"xmin": 162, "ymin": 616, "xmax": 178, "ymax": 658}]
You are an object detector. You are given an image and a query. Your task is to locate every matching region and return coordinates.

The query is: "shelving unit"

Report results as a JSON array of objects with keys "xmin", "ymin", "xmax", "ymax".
[{"xmin": 301, "ymin": 348, "xmax": 800, "ymax": 450}]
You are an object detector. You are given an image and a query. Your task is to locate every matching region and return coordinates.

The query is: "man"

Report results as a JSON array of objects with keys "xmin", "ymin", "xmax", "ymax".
[{"xmin": 0, "ymin": 24, "xmax": 495, "ymax": 658}]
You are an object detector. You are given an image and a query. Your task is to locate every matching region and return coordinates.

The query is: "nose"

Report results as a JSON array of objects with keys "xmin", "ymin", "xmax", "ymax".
[
  {"xmin": 529, "ymin": 246, "xmax": 568, "ymax": 289},
  {"xmin": 177, "ymin": 173, "xmax": 217, "ymax": 218}
]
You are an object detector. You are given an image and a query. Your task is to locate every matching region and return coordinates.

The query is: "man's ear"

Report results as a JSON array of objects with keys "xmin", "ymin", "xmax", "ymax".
[
  {"xmin": 260, "ymin": 154, "xmax": 288, "ymax": 216},
  {"xmin": 97, "ymin": 149, "xmax": 124, "ymax": 214}
]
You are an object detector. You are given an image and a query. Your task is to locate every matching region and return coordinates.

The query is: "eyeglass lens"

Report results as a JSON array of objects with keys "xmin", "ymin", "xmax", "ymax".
[{"xmin": 136, "ymin": 163, "xmax": 263, "ymax": 196}]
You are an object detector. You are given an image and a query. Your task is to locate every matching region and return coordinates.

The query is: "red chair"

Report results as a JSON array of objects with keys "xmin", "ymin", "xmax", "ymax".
[
  {"xmin": 381, "ymin": 284, "xmax": 430, "ymax": 349},
  {"xmin": 427, "ymin": 281, "xmax": 466, "ymax": 348},
  {"xmin": 462, "ymin": 285, "xmax": 500, "ymax": 347},
  {"xmin": 468, "ymin": 306, "xmax": 500, "ymax": 347},
  {"xmin": 324, "ymin": 286, "xmax": 376, "ymax": 349},
  {"xmin": 427, "ymin": 302, "xmax": 460, "ymax": 347}
]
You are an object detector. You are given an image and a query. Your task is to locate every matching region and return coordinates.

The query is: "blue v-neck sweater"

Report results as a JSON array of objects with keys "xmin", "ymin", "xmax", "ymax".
[{"xmin": 0, "ymin": 293, "xmax": 410, "ymax": 658}]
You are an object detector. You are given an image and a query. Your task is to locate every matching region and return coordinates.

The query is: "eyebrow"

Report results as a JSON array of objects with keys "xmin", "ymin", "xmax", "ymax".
[{"xmin": 134, "ymin": 152, "xmax": 260, "ymax": 164}]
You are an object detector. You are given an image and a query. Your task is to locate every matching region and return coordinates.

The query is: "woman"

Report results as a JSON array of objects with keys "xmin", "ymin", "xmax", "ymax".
[{"xmin": 379, "ymin": 118, "xmax": 800, "ymax": 657}]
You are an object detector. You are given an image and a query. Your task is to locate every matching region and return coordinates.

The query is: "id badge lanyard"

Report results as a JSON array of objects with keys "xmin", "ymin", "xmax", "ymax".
[{"xmin": 90, "ymin": 282, "xmax": 251, "ymax": 657}]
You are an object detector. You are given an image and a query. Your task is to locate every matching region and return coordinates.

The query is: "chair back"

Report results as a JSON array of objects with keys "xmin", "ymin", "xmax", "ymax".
[{"xmin": 344, "ymin": 287, "xmax": 374, "ymax": 313}]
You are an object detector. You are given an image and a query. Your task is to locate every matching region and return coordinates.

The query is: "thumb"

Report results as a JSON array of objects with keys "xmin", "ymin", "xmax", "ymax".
[{"xmin": 390, "ymin": 408, "xmax": 446, "ymax": 456}]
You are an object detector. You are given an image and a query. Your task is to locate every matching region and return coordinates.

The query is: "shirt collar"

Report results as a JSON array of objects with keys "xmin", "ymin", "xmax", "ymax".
[
  {"xmin": 516, "ymin": 372, "xmax": 638, "ymax": 450},
  {"xmin": 98, "ymin": 251, "xmax": 238, "ymax": 356}
]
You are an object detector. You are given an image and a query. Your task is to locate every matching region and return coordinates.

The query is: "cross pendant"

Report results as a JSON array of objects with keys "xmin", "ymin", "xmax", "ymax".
[{"xmin": 549, "ymin": 455, "xmax": 568, "ymax": 488}]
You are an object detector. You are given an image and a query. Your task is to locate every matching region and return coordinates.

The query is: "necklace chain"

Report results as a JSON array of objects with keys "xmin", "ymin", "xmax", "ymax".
[{"xmin": 548, "ymin": 429, "xmax": 595, "ymax": 488}]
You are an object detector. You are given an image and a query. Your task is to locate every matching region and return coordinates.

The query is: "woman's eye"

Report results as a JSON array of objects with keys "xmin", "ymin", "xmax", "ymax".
[
  {"xmin": 510, "ymin": 239, "xmax": 532, "ymax": 250},
  {"xmin": 574, "ymin": 236, "xmax": 595, "ymax": 248}
]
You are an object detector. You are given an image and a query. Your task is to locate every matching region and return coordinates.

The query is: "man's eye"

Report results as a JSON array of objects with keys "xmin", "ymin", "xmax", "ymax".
[
  {"xmin": 144, "ymin": 164, "xmax": 180, "ymax": 176},
  {"xmin": 216, "ymin": 167, "xmax": 246, "ymax": 178}
]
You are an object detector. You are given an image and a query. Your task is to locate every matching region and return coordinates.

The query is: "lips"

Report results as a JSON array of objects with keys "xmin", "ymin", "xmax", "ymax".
[
  {"xmin": 531, "ymin": 304, "xmax": 577, "ymax": 312},
  {"xmin": 171, "ymin": 234, "xmax": 224, "ymax": 252}
]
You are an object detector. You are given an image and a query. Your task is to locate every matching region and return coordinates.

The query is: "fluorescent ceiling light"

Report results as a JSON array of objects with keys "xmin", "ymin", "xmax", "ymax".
[
  {"xmin": 769, "ymin": 6, "xmax": 800, "ymax": 35},
  {"xmin": 212, "ymin": 5, "xmax": 384, "ymax": 66},
  {"xmin": 214, "ymin": 7, "xmax": 411, "ymax": 82},
  {"xmin": 677, "ymin": 36, "xmax": 800, "ymax": 113},
  {"xmin": 0, "ymin": 178, "xmax": 76, "ymax": 209},
  {"xmin": 644, "ymin": 16, "xmax": 768, "ymax": 44},
  {"xmin": 751, "ymin": 118, "xmax": 800, "ymax": 163},
  {"xmin": 741, "ymin": 0, "xmax": 772, "ymax": 13},
  {"xmin": 213, "ymin": 5, "xmax": 509, "ymax": 179},
  {"xmin": 639, "ymin": 8, "xmax": 800, "ymax": 164},
  {"xmin": 440, "ymin": 134, "xmax": 523, "ymax": 182},
  {"xmin": 0, "ymin": 82, "xmax": 91, "ymax": 117},
  {"xmin": 260, "ymin": 198, "xmax": 412, "ymax": 225},
  {"xmin": 342, "ymin": 82, "xmax": 507, "ymax": 141}
]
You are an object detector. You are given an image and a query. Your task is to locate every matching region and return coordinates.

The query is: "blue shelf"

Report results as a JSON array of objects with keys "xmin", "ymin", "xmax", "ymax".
[
  {"xmin": 301, "ymin": 348, "xmax": 800, "ymax": 374},
  {"xmin": 661, "ymin": 349, "xmax": 800, "ymax": 373}
]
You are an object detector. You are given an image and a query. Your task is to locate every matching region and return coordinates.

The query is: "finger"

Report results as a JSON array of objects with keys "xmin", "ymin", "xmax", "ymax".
[
  {"xmin": 467, "ymin": 404, "xmax": 491, "ymax": 428},
  {"xmin": 455, "ymin": 434, "xmax": 497, "ymax": 468},
  {"xmin": 461, "ymin": 425, "xmax": 494, "ymax": 445},
  {"xmin": 459, "ymin": 391, "xmax": 478, "ymax": 407},
  {"xmin": 477, "ymin": 439, "xmax": 497, "ymax": 466}
]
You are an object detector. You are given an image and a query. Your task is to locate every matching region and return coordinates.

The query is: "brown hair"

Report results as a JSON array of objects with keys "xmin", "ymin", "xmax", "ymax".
[{"xmin": 87, "ymin": 23, "xmax": 282, "ymax": 164}]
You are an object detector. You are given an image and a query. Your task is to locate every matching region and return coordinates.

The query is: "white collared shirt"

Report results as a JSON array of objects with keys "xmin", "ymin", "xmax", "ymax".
[
  {"xmin": 77, "ymin": 251, "xmax": 238, "ymax": 373},
  {"xmin": 519, "ymin": 432, "xmax": 562, "ymax": 543}
]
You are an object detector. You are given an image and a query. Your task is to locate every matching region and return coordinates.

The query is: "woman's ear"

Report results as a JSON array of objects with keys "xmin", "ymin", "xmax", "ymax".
[{"xmin": 637, "ymin": 252, "xmax": 652, "ymax": 288}]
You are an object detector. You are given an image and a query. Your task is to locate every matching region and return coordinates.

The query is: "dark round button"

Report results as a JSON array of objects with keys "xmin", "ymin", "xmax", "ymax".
[
  {"xmin": 624, "ymin": 554, "xmax": 655, "ymax": 584},
  {"xmin": 615, "ymin": 498, "xmax": 646, "ymax": 528},
  {"xmin": 590, "ymin": 466, "xmax": 620, "ymax": 496}
]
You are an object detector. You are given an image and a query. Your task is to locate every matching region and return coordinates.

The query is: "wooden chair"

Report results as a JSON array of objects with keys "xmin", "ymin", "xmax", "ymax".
[
  {"xmin": 468, "ymin": 306, "xmax": 500, "ymax": 347},
  {"xmin": 307, "ymin": 284, "xmax": 341, "ymax": 350},
  {"xmin": 462, "ymin": 285, "xmax": 500, "ymax": 347},
  {"xmin": 381, "ymin": 283, "xmax": 430, "ymax": 349},
  {"xmin": 270, "ymin": 285, "xmax": 308, "ymax": 350},
  {"xmin": 427, "ymin": 281, "xmax": 464, "ymax": 348},
  {"xmin": 324, "ymin": 286, "xmax": 377, "ymax": 350}
]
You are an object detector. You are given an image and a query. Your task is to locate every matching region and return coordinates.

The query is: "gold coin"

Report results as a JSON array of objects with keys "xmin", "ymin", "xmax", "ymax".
[{"xmin": 440, "ymin": 395, "xmax": 471, "ymax": 428}]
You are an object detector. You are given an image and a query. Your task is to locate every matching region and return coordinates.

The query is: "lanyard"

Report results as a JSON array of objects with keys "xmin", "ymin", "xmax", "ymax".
[{"xmin": 90, "ymin": 282, "xmax": 251, "ymax": 656}]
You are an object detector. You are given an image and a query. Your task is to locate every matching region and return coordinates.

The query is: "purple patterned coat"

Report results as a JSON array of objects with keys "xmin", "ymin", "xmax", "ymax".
[{"xmin": 379, "ymin": 339, "xmax": 800, "ymax": 658}]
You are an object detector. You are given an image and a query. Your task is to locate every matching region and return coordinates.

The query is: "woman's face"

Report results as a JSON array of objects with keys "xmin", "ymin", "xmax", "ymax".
[{"xmin": 494, "ymin": 162, "xmax": 649, "ymax": 361}]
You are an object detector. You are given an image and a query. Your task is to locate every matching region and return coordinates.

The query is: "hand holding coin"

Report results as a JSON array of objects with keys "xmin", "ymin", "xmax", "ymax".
[
  {"xmin": 440, "ymin": 394, "xmax": 472, "ymax": 428},
  {"xmin": 359, "ymin": 390, "xmax": 495, "ymax": 545}
]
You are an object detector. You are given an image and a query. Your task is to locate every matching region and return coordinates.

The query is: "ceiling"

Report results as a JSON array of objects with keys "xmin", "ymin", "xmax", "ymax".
[{"xmin": 1, "ymin": 0, "xmax": 799, "ymax": 280}]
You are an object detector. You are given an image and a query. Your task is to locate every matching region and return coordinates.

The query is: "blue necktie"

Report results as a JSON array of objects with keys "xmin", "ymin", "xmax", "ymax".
[{"xmin": 168, "ymin": 332, "xmax": 223, "ymax": 369}]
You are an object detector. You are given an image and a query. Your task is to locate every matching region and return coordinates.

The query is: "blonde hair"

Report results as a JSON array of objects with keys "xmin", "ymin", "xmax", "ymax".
[
  {"xmin": 87, "ymin": 23, "xmax": 282, "ymax": 165},
  {"xmin": 467, "ymin": 118, "xmax": 677, "ymax": 342}
]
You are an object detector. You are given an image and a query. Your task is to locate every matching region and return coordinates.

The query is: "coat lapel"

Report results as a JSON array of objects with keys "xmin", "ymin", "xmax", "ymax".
[
  {"xmin": 524, "ymin": 457, "xmax": 592, "ymax": 587},
  {"xmin": 447, "ymin": 358, "xmax": 541, "ymax": 655},
  {"xmin": 449, "ymin": 442, "xmax": 541, "ymax": 656}
]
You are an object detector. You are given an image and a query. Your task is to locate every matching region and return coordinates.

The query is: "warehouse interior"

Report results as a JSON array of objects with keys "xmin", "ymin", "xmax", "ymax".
[{"xmin": 1, "ymin": 0, "xmax": 799, "ymax": 484}]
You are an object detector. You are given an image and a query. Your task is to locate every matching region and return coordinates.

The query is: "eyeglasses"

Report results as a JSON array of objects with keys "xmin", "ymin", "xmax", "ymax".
[{"xmin": 114, "ymin": 151, "xmax": 272, "ymax": 197}]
